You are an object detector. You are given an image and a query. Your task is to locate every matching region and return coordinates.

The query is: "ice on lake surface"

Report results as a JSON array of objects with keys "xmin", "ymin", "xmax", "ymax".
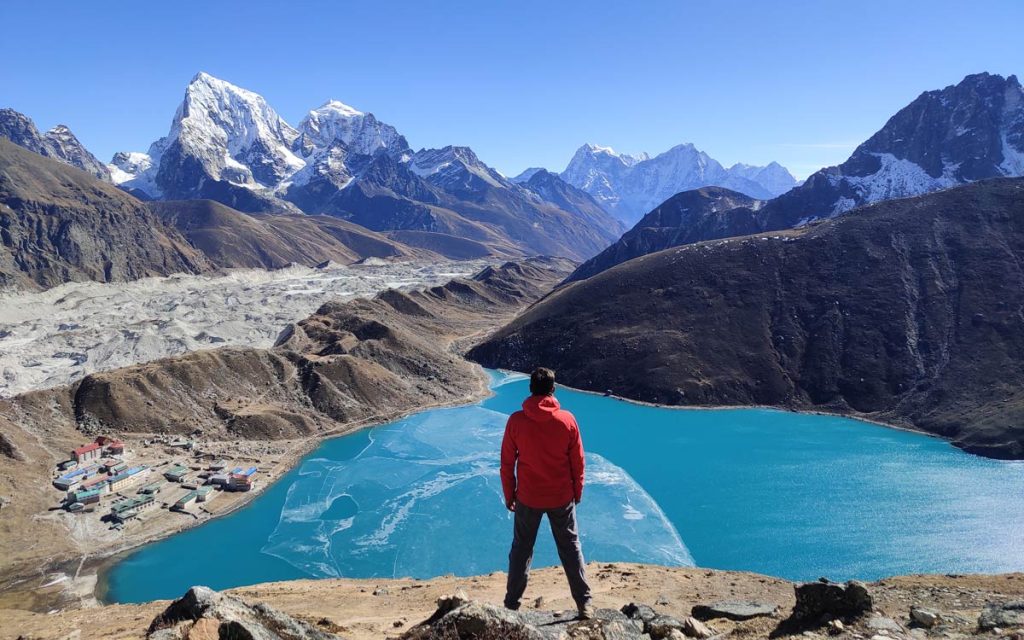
[
  {"xmin": 0, "ymin": 260, "xmax": 487, "ymax": 397},
  {"xmin": 263, "ymin": 402, "xmax": 693, "ymax": 578}
]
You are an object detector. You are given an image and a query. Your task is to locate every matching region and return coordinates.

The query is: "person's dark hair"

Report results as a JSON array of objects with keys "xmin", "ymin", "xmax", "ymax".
[{"xmin": 529, "ymin": 367, "xmax": 556, "ymax": 396}]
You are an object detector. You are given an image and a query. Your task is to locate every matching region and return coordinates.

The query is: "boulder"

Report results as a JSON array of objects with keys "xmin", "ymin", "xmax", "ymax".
[
  {"xmin": 773, "ymin": 580, "xmax": 873, "ymax": 635},
  {"xmin": 909, "ymin": 606, "xmax": 940, "ymax": 628},
  {"xmin": 691, "ymin": 600, "xmax": 778, "ymax": 621},
  {"xmin": 790, "ymin": 580, "xmax": 872, "ymax": 623},
  {"xmin": 147, "ymin": 585, "xmax": 342, "ymax": 640},
  {"xmin": 979, "ymin": 602, "xmax": 1024, "ymax": 630}
]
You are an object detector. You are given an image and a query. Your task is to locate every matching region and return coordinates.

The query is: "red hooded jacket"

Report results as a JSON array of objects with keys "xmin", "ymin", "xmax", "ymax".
[{"xmin": 500, "ymin": 394, "xmax": 585, "ymax": 509}]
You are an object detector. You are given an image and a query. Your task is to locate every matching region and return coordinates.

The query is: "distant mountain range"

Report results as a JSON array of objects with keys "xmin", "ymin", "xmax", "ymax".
[
  {"xmin": 556, "ymin": 143, "xmax": 798, "ymax": 223},
  {"xmin": 565, "ymin": 72, "xmax": 1024, "ymax": 282},
  {"xmin": 104, "ymin": 73, "xmax": 625, "ymax": 261}
]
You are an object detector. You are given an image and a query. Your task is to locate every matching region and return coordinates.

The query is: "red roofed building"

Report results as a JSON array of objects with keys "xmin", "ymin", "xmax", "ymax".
[
  {"xmin": 72, "ymin": 443, "xmax": 101, "ymax": 463},
  {"xmin": 105, "ymin": 440, "xmax": 125, "ymax": 455}
]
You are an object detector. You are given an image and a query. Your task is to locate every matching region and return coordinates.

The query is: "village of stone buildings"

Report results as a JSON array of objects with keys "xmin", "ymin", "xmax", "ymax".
[{"xmin": 52, "ymin": 435, "xmax": 265, "ymax": 529}]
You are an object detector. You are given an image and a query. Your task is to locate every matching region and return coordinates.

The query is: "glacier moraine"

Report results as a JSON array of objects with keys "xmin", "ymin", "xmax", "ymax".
[{"xmin": 0, "ymin": 260, "xmax": 489, "ymax": 398}]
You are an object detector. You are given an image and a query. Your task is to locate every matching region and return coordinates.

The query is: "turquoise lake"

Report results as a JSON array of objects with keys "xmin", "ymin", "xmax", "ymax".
[{"xmin": 104, "ymin": 370, "xmax": 1024, "ymax": 603}]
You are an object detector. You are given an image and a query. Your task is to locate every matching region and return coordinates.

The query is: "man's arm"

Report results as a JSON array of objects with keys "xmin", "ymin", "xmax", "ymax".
[
  {"xmin": 569, "ymin": 421, "xmax": 585, "ymax": 504},
  {"xmin": 500, "ymin": 417, "xmax": 517, "ymax": 511}
]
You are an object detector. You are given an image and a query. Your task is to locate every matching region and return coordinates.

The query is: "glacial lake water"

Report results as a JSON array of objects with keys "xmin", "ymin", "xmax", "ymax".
[{"xmin": 104, "ymin": 370, "xmax": 1024, "ymax": 603}]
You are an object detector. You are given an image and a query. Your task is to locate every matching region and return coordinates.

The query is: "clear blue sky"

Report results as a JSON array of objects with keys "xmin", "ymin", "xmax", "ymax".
[{"xmin": 2, "ymin": 0, "xmax": 1022, "ymax": 179}]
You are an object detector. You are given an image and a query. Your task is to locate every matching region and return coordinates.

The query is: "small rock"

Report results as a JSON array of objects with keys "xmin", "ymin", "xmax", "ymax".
[
  {"xmin": 680, "ymin": 616, "xmax": 716, "ymax": 639},
  {"xmin": 533, "ymin": 596, "xmax": 545, "ymax": 609},
  {"xmin": 828, "ymin": 619, "xmax": 845, "ymax": 635},
  {"xmin": 911, "ymin": 606, "xmax": 940, "ymax": 628},
  {"xmin": 866, "ymin": 615, "xmax": 903, "ymax": 633}
]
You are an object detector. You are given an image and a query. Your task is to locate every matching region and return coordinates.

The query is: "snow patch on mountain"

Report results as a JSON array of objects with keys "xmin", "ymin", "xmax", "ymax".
[
  {"xmin": 831, "ymin": 153, "xmax": 961, "ymax": 215},
  {"xmin": 1002, "ymin": 134, "xmax": 1024, "ymax": 175}
]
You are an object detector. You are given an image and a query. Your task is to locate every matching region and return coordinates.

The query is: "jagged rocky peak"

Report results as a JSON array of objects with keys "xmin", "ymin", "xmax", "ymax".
[
  {"xmin": 0, "ymin": 108, "xmax": 46, "ymax": 152},
  {"xmin": 0, "ymin": 108, "xmax": 110, "ymax": 180},
  {"xmin": 409, "ymin": 145, "xmax": 509, "ymax": 189},
  {"xmin": 836, "ymin": 72, "xmax": 1024, "ymax": 204},
  {"xmin": 771, "ymin": 72, "xmax": 1024, "ymax": 224},
  {"xmin": 169, "ymin": 71, "xmax": 304, "ymax": 185},
  {"xmin": 296, "ymin": 99, "xmax": 410, "ymax": 158}
]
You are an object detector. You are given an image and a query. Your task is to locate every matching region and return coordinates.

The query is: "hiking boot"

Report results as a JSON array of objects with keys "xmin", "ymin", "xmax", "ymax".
[{"xmin": 578, "ymin": 601, "xmax": 595, "ymax": 620}]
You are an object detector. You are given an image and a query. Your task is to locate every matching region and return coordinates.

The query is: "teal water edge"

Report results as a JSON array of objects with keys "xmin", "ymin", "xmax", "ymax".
[{"xmin": 104, "ymin": 370, "xmax": 1024, "ymax": 603}]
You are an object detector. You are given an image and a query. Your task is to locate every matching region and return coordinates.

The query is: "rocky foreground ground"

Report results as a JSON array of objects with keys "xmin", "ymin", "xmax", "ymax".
[{"xmin": 3, "ymin": 564, "xmax": 1023, "ymax": 640}]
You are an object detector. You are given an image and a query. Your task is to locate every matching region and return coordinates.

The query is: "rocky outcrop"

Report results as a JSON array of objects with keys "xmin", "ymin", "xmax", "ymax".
[
  {"xmin": 783, "ymin": 580, "xmax": 873, "ymax": 626},
  {"xmin": 470, "ymin": 178, "xmax": 1024, "ymax": 459},
  {"xmin": 403, "ymin": 593, "xmax": 718, "ymax": 640},
  {"xmin": 0, "ymin": 139, "xmax": 211, "ymax": 290},
  {"xmin": 978, "ymin": 602, "xmax": 1024, "ymax": 630},
  {"xmin": 147, "ymin": 586, "xmax": 342, "ymax": 639}
]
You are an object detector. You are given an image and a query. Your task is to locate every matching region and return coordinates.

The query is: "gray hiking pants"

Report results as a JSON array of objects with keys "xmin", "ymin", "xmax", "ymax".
[{"xmin": 504, "ymin": 501, "xmax": 592, "ymax": 609}]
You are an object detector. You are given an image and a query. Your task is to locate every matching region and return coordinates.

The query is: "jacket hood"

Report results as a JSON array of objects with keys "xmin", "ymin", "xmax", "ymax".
[{"xmin": 522, "ymin": 394, "xmax": 560, "ymax": 421}]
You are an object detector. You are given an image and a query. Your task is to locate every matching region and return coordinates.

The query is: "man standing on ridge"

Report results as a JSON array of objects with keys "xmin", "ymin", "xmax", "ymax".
[{"xmin": 501, "ymin": 367, "xmax": 593, "ymax": 619}]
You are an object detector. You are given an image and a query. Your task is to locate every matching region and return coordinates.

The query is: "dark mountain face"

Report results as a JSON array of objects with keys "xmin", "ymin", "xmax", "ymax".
[
  {"xmin": 0, "ymin": 139, "xmax": 210, "ymax": 290},
  {"xmin": 520, "ymin": 169, "xmax": 626, "ymax": 234},
  {"xmin": 148, "ymin": 199, "xmax": 435, "ymax": 269},
  {"xmin": 470, "ymin": 178, "xmax": 1024, "ymax": 460},
  {"xmin": 564, "ymin": 186, "xmax": 762, "ymax": 282},
  {"xmin": 0, "ymin": 108, "xmax": 111, "ymax": 180}
]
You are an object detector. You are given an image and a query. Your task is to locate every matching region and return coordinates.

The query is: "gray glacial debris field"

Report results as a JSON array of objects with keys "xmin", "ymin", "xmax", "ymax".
[{"xmin": 0, "ymin": 260, "xmax": 489, "ymax": 397}]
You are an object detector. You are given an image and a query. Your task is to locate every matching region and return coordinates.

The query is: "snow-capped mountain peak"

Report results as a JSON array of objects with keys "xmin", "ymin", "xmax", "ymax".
[{"xmin": 296, "ymin": 100, "xmax": 409, "ymax": 159}]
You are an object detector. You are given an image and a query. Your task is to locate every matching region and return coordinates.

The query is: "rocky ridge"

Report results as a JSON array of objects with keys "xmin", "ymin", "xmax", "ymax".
[
  {"xmin": 0, "ymin": 138, "xmax": 211, "ymax": 290},
  {"xmin": 0, "ymin": 108, "xmax": 111, "ymax": 180}
]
